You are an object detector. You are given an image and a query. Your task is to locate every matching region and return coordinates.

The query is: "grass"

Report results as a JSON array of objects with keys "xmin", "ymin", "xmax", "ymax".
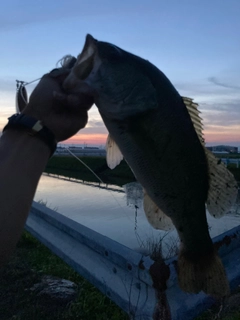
[
  {"xmin": 45, "ymin": 155, "xmax": 240, "ymax": 187},
  {"xmin": 194, "ymin": 296, "xmax": 240, "ymax": 320},
  {"xmin": 134, "ymin": 232, "xmax": 179, "ymax": 261},
  {"xmin": 1, "ymin": 232, "xmax": 240, "ymax": 320},
  {"xmin": 45, "ymin": 156, "xmax": 135, "ymax": 187},
  {"xmin": 214, "ymin": 153, "xmax": 240, "ymax": 159},
  {"xmin": 0, "ymin": 231, "xmax": 128, "ymax": 320}
]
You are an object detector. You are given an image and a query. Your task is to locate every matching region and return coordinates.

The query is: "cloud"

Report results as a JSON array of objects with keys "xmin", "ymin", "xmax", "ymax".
[
  {"xmin": 200, "ymin": 100, "xmax": 240, "ymax": 128},
  {"xmin": 208, "ymin": 77, "xmax": 240, "ymax": 90},
  {"xmin": 175, "ymin": 81, "xmax": 239, "ymax": 103},
  {"xmin": 175, "ymin": 71, "xmax": 240, "ymax": 99},
  {"xmin": 174, "ymin": 75, "xmax": 240, "ymax": 145},
  {"xmin": 87, "ymin": 119, "xmax": 105, "ymax": 128},
  {"xmin": 82, "ymin": 125, "xmax": 108, "ymax": 135}
]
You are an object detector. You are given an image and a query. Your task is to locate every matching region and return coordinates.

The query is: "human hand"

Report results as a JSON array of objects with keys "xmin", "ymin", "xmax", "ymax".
[{"xmin": 22, "ymin": 68, "xmax": 94, "ymax": 142}]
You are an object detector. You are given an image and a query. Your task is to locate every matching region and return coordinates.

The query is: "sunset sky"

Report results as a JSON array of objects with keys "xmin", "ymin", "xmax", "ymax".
[{"xmin": 0, "ymin": 0, "xmax": 239, "ymax": 147}]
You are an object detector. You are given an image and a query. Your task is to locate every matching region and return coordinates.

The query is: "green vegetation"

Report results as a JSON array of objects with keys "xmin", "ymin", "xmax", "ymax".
[
  {"xmin": 45, "ymin": 155, "xmax": 240, "ymax": 187},
  {"xmin": 194, "ymin": 300, "xmax": 240, "ymax": 320},
  {"xmin": 2, "ymin": 231, "xmax": 240, "ymax": 320},
  {"xmin": 214, "ymin": 154, "xmax": 240, "ymax": 183},
  {"xmin": 214, "ymin": 153, "xmax": 240, "ymax": 159},
  {"xmin": 45, "ymin": 156, "xmax": 135, "ymax": 186},
  {"xmin": 0, "ymin": 231, "xmax": 128, "ymax": 320},
  {"xmin": 227, "ymin": 166, "xmax": 240, "ymax": 183}
]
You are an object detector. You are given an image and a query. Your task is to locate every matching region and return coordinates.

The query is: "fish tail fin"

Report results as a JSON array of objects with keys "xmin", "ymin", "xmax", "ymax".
[{"xmin": 177, "ymin": 249, "xmax": 230, "ymax": 297}]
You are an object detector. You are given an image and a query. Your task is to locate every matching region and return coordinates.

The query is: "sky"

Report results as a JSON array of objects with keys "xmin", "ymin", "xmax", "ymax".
[{"xmin": 0, "ymin": 0, "xmax": 240, "ymax": 147}]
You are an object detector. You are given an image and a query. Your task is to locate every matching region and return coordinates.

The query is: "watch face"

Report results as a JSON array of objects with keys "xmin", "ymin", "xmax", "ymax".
[{"xmin": 32, "ymin": 121, "xmax": 43, "ymax": 133}]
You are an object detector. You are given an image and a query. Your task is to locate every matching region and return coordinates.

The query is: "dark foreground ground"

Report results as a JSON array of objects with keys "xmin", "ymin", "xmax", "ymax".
[
  {"xmin": 1, "ymin": 156, "xmax": 239, "ymax": 319},
  {"xmin": 1, "ymin": 233, "xmax": 240, "ymax": 320},
  {"xmin": 0, "ymin": 232, "xmax": 128, "ymax": 320}
]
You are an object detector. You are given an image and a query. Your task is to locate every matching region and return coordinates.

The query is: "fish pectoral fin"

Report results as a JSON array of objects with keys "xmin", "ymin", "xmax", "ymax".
[
  {"xmin": 205, "ymin": 148, "xmax": 238, "ymax": 217},
  {"xmin": 106, "ymin": 134, "xmax": 124, "ymax": 169},
  {"xmin": 143, "ymin": 191, "xmax": 174, "ymax": 231},
  {"xmin": 182, "ymin": 96, "xmax": 205, "ymax": 144}
]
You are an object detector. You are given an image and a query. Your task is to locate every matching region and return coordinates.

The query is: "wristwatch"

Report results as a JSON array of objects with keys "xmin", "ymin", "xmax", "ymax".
[{"xmin": 3, "ymin": 114, "xmax": 57, "ymax": 157}]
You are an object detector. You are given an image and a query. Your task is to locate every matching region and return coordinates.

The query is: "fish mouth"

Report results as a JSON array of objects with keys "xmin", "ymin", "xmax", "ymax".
[{"xmin": 73, "ymin": 34, "xmax": 98, "ymax": 80}]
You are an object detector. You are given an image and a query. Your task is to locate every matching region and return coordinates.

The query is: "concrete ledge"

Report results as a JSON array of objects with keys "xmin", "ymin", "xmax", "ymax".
[{"xmin": 26, "ymin": 201, "xmax": 240, "ymax": 320}]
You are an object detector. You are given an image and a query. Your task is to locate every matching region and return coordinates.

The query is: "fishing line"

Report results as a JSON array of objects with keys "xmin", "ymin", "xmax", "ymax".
[
  {"xmin": 24, "ymin": 77, "xmax": 42, "ymax": 86},
  {"xmin": 64, "ymin": 146, "xmax": 140, "ymax": 225},
  {"xmin": 66, "ymin": 148, "xmax": 104, "ymax": 184}
]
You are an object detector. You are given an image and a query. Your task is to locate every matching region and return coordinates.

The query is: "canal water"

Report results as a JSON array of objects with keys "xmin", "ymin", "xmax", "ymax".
[{"xmin": 34, "ymin": 174, "xmax": 240, "ymax": 257}]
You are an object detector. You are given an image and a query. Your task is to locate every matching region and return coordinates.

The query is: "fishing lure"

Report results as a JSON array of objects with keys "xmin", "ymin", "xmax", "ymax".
[
  {"xmin": 15, "ymin": 55, "xmax": 77, "ymax": 113},
  {"xmin": 15, "ymin": 80, "xmax": 28, "ymax": 113}
]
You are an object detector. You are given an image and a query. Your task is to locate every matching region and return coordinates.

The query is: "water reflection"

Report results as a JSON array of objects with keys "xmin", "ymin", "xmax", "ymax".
[{"xmin": 35, "ymin": 174, "xmax": 240, "ymax": 258}]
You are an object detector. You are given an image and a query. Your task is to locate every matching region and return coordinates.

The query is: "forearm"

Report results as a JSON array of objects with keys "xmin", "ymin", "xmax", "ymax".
[
  {"xmin": 0, "ymin": 129, "xmax": 51, "ymax": 266},
  {"xmin": 0, "ymin": 66, "xmax": 92, "ymax": 267}
]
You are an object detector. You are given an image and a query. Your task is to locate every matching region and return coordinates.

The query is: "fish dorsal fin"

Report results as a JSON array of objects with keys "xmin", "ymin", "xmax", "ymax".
[
  {"xmin": 182, "ymin": 96, "xmax": 205, "ymax": 144},
  {"xmin": 182, "ymin": 97, "xmax": 238, "ymax": 215},
  {"xmin": 205, "ymin": 148, "xmax": 238, "ymax": 217},
  {"xmin": 106, "ymin": 134, "xmax": 124, "ymax": 169},
  {"xmin": 143, "ymin": 191, "xmax": 174, "ymax": 231}
]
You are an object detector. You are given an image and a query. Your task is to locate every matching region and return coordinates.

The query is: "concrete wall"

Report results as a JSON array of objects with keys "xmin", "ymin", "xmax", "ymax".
[{"xmin": 26, "ymin": 202, "xmax": 240, "ymax": 320}]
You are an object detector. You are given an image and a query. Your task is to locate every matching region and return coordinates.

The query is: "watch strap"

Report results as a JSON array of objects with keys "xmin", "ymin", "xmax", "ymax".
[{"xmin": 3, "ymin": 114, "xmax": 57, "ymax": 157}]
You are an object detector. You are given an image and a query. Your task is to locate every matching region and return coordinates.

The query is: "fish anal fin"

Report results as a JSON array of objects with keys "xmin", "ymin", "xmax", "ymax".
[
  {"xmin": 178, "ymin": 249, "xmax": 230, "ymax": 297},
  {"xmin": 205, "ymin": 148, "xmax": 238, "ymax": 217},
  {"xmin": 143, "ymin": 191, "xmax": 174, "ymax": 231},
  {"xmin": 106, "ymin": 134, "xmax": 124, "ymax": 169}
]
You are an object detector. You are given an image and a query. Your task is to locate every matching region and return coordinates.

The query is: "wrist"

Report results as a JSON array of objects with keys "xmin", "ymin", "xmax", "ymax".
[
  {"xmin": 2, "ymin": 127, "xmax": 51, "ymax": 157},
  {"xmin": 3, "ymin": 114, "xmax": 57, "ymax": 157}
]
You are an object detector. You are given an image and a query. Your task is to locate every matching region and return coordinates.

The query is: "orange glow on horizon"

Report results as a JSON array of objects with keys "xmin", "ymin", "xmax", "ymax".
[
  {"xmin": 64, "ymin": 133, "xmax": 108, "ymax": 145},
  {"xmin": 204, "ymin": 125, "xmax": 240, "ymax": 144},
  {"xmin": 64, "ymin": 130, "xmax": 240, "ymax": 146},
  {"xmin": 205, "ymin": 133, "xmax": 240, "ymax": 144}
]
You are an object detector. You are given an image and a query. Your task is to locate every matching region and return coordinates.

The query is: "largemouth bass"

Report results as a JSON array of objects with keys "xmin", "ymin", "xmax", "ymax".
[{"xmin": 64, "ymin": 35, "xmax": 237, "ymax": 296}]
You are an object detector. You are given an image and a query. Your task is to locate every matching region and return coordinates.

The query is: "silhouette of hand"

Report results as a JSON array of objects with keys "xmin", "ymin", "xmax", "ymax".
[{"xmin": 22, "ymin": 68, "xmax": 94, "ymax": 141}]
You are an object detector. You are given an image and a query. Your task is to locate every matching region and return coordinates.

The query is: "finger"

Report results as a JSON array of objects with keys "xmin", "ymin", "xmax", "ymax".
[
  {"xmin": 53, "ymin": 91, "xmax": 94, "ymax": 112},
  {"xmin": 53, "ymin": 92, "xmax": 79, "ymax": 111},
  {"xmin": 53, "ymin": 91, "xmax": 68, "ymax": 103},
  {"xmin": 63, "ymin": 76, "xmax": 97, "ymax": 97},
  {"xmin": 68, "ymin": 94, "xmax": 94, "ymax": 112},
  {"xmin": 74, "ymin": 109, "xmax": 89, "ymax": 129},
  {"xmin": 41, "ymin": 69, "xmax": 71, "ymax": 89},
  {"xmin": 49, "ymin": 68, "xmax": 70, "ymax": 81}
]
